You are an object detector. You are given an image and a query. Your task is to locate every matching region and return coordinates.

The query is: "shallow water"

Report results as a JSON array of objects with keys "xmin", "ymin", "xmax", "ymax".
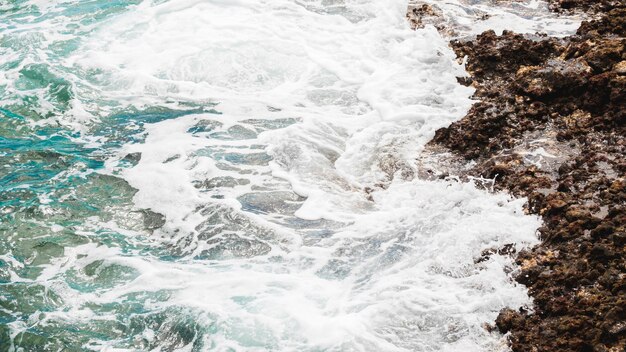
[{"xmin": 0, "ymin": 1, "xmax": 578, "ymax": 351}]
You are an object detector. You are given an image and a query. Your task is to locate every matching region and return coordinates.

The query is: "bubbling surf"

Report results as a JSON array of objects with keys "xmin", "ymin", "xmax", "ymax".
[{"xmin": 0, "ymin": 0, "xmax": 580, "ymax": 350}]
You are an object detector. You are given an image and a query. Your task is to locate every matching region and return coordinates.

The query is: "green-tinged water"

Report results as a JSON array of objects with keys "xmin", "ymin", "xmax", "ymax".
[
  {"xmin": 1, "ymin": 3, "xmax": 216, "ymax": 348},
  {"xmin": 0, "ymin": 0, "xmax": 564, "ymax": 351},
  {"xmin": 0, "ymin": 107, "xmax": 219, "ymax": 349}
]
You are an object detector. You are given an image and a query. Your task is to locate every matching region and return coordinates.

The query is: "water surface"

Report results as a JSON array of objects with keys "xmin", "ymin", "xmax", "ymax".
[{"xmin": 0, "ymin": 1, "xmax": 578, "ymax": 350}]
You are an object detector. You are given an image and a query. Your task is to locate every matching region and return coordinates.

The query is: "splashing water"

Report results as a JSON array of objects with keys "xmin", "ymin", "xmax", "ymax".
[{"xmin": 0, "ymin": 0, "xmax": 579, "ymax": 351}]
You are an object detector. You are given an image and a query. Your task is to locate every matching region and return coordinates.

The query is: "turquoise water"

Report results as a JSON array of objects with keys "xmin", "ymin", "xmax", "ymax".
[
  {"xmin": 0, "ymin": 2, "xmax": 212, "ymax": 349},
  {"xmin": 0, "ymin": 103, "xmax": 210, "ymax": 350},
  {"xmin": 0, "ymin": 0, "xmax": 558, "ymax": 351}
]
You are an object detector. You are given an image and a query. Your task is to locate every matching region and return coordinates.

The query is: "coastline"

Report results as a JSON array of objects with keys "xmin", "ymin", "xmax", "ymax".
[{"xmin": 414, "ymin": 1, "xmax": 625, "ymax": 351}]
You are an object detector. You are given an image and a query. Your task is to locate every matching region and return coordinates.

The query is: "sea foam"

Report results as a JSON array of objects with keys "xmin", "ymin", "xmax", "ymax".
[{"xmin": 1, "ymin": 0, "xmax": 581, "ymax": 350}]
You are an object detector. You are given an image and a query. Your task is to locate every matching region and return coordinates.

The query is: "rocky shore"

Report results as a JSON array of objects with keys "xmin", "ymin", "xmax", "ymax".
[{"xmin": 415, "ymin": 1, "xmax": 625, "ymax": 351}]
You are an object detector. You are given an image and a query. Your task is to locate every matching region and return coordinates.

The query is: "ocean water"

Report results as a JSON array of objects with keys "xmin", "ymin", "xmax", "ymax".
[{"xmin": 0, "ymin": 1, "xmax": 579, "ymax": 351}]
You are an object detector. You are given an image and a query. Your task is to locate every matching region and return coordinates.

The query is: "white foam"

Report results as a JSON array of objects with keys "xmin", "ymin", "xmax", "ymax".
[
  {"xmin": 34, "ymin": 179, "xmax": 540, "ymax": 351},
  {"xmin": 9, "ymin": 0, "xmax": 581, "ymax": 350},
  {"xmin": 412, "ymin": 0, "xmax": 581, "ymax": 37}
]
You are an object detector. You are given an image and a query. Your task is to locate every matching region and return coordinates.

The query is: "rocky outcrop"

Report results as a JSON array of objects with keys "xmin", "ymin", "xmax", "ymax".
[{"xmin": 424, "ymin": 3, "xmax": 625, "ymax": 352}]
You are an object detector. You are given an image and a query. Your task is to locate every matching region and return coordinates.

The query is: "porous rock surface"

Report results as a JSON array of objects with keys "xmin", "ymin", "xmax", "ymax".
[{"xmin": 424, "ymin": 2, "xmax": 625, "ymax": 351}]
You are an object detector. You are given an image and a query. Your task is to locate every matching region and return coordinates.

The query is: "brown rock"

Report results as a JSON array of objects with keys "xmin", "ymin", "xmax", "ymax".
[{"xmin": 422, "ymin": 1, "xmax": 626, "ymax": 351}]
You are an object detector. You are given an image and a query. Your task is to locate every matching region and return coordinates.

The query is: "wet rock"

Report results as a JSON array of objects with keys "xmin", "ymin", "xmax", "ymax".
[
  {"xmin": 549, "ymin": 0, "xmax": 620, "ymax": 14},
  {"xmin": 615, "ymin": 60, "xmax": 626, "ymax": 74},
  {"xmin": 495, "ymin": 308, "xmax": 525, "ymax": 333},
  {"xmin": 422, "ymin": 1, "xmax": 626, "ymax": 351},
  {"xmin": 546, "ymin": 197, "xmax": 568, "ymax": 213},
  {"xmin": 406, "ymin": 2, "xmax": 444, "ymax": 31}
]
